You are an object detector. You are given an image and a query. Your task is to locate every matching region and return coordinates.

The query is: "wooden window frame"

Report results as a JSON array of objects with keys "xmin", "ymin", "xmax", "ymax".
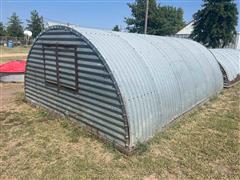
[{"xmin": 42, "ymin": 43, "xmax": 79, "ymax": 92}]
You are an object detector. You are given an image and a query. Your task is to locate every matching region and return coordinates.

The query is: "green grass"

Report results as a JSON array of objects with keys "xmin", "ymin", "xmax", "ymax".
[
  {"xmin": 0, "ymin": 56, "xmax": 27, "ymax": 64},
  {"xmin": 0, "ymin": 83, "xmax": 239, "ymax": 179},
  {"xmin": 0, "ymin": 46, "xmax": 30, "ymax": 63},
  {"xmin": 0, "ymin": 46, "xmax": 30, "ymax": 55}
]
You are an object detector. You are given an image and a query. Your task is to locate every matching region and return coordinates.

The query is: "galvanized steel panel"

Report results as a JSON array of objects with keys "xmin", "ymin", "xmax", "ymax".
[
  {"xmin": 25, "ymin": 28, "xmax": 128, "ymax": 147},
  {"xmin": 210, "ymin": 49, "xmax": 240, "ymax": 82},
  {"xmin": 25, "ymin": 24, "xmax": 224, "ymax": 151},
  {"xmin": 66, "ymin": 25, "xmax": 223, "ymax": 147}
]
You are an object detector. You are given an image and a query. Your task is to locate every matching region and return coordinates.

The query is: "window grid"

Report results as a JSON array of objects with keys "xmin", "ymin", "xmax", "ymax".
[{"xmin": 42, "ymin": 43, "xmax": 78, "ymax": 92}]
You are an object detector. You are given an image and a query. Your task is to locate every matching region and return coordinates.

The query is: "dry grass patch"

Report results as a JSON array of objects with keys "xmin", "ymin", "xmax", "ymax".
[
  {"xmin": 0, "ymin": 83, "xmax": 239, "ymax": 179},
  {"xmin": 0, "ymin": 56, "xmax": 27, "ymax": 64},
  {"xmin": 0, "ymin": 46, "xmax": 30, "ymax": 55},
  {"xmin": 0, "ymin": 46, "xmax": 30, "ymax": 63}
]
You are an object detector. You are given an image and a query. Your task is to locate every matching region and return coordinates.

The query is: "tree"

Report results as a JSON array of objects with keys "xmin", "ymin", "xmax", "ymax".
[
  {"xmin": 152, "ymin": 5, "xmax": 185, "ymax": 35},
  {"xmin": 190, "ymin": 0, "xmax": 238, "ymax": 48},
  {"xmin": 125, "ymin": 0, "xmax": 185, "ymax": 35},
  {"xmin": 112, "ymin": 25, "xmax": 120, "ymax": 31},
  {"xmin": 0, "ymin": 22, "xmax": 6, "ymax": 36},
  {"xmin": 125, "ymin": 0, "xmax": 157, "ymax": 34},
  {"xmin": 7, "ymin": 12, "xmax": 24, "ymax": 37},
  {"xmin": 26, "ymin": 10, "xmax": 44, "ymax": 39}
]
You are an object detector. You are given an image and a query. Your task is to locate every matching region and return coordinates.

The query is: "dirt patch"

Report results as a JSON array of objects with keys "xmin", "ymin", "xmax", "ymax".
[{"xmin": 0, "ymin": 83, "xmax": 24, "ymax": 111}]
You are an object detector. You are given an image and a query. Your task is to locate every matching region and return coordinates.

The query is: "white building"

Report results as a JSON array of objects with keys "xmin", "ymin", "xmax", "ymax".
[
  {"xmin": 175, "ymin": 21, "xmax": 240, "ymax": 50},
  {"xmin": 176, "ymin": 20, "xmax": 194, "ymax": 38}
]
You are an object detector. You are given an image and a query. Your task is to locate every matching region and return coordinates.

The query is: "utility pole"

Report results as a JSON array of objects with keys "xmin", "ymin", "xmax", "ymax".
[{"xmin": 144, "ymin": 0, "xmax": 149, "ymax": 34}]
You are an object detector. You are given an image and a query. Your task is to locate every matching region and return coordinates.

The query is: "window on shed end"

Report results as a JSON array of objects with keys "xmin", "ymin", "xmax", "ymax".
[{"xmin": 42, "ymin": 44, "xmax": 79, "ymax": 91}]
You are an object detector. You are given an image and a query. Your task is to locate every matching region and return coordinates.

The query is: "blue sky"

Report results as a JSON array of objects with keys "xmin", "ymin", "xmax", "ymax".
[{"xmin": 1, "ymin": 0, "xmax": 240, "ymax": 31}]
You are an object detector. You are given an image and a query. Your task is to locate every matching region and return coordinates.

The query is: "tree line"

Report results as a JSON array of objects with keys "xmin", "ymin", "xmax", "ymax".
[
  {"xmin": 113, "ymin": 0, "xmax": 185, "ymax": 36},
  {"xmin": 0, "ymin": 10, "xmax": 44, "ymax": 39},
  {"xmin": 190, "ymin": 0, "xmax": 238, "ymax": 48},
  {"xmin": 113, "ymin": 0, "xmax": 238, "ymax": 48},
  {"xmin": 0, "ymin": 0, "xmax": 238, "ymax": 48}
]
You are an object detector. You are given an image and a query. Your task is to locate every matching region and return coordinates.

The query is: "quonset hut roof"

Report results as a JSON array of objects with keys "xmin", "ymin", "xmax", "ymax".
[
  {"xmin": 25, "ymin": 24, "xmax": 223, "ymax": 152},
  {"xmin": 210, "ymin": 49, "xmax": 240, "ymax": 86}
]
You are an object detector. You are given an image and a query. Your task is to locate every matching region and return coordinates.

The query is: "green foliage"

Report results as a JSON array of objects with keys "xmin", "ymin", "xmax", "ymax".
[
  {"xmin": 6, "ymin": 12, "xmax": 24, "ymax": 37},
  {"xmin": 190, "ymin": 0, "xmax": 238, "ymax": 48},
  {"xmin": 26, "ymin": 10, "xmax": 44, "ymax": 39},
  {"xmin": 153, "ymin": 5, "xmax": 185, "ymax": 35},
  {"xmin": 125, "ymin": 0, "xmax": 185, "ymax": 35},
  {"xmin": 125, "ymin": 0, "xmax": 157, "ymax": 34},
  {"xmin": 0, "ymin": 22, "xmax": 6, "ymax": 36},
  {"xmin": 135, "ymin": 142, "xmax": 148, "ymax": 155},
  {"xmin": 104, "ymin": 141, "xmax": 116, "ymax": 152},
  {"xmin": 112, "ymin": 25, "xmax": 120, "ymax": 31},
  {"xmin": 68, "ymin": 127, "xmax": 82, "ymax": 143}
]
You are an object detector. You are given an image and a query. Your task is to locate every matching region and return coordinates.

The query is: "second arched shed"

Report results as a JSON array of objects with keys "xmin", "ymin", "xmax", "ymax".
[
  {"xmin": 210, "ymin": 49, "xmax": 240, "ymax": 87},
  {"xmin": 25, "ymin": 24, "xmax": 223, "ymax": 152}
]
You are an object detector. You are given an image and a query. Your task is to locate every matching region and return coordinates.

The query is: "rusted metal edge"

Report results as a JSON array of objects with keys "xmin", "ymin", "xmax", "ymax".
[{"xmin": 224, "ymin": 75, "xmax": 240, "ymax": 88}]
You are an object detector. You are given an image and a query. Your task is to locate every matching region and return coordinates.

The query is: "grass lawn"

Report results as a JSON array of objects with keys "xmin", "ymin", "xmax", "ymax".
[
  {"xmin": 0, "ymin": 46, "xmax": 31, "ymax": 55},
  {"xmin": 0, "ymin": 83, "xmax": 239, "ymax": 179},
  {"xmin": 0, "ymin": 56, "xmax": 27, "ymax": 64},
  {"xmin": 0, "ymin": 46, "xmax": 30, "ymax": 63}
]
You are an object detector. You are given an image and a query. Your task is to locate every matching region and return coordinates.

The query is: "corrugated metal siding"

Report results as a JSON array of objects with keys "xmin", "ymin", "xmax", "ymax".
[
  {"xmin": 25, "ymin": 28, "xmax": 128, "ymax": 147},
  {"xmin": 67, "ymin": 25, "xmax": 223, "ymax": 147},
  {"xmin": 26, "ymin": 24, "xmax": 224, "ymax": 150},
  {"xmin": 210, "ymin": 49, "xmax": 240, "ymax": 82}
]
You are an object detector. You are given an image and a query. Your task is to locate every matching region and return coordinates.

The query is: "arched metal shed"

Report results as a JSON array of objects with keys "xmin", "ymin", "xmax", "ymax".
[
  {"xmin": 210, "ymin": 49, "xmax": 240, "ymax": 87},
  {"xmin": 25, "ymin": 24, "xmax": 223, "ymax": 152}
]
